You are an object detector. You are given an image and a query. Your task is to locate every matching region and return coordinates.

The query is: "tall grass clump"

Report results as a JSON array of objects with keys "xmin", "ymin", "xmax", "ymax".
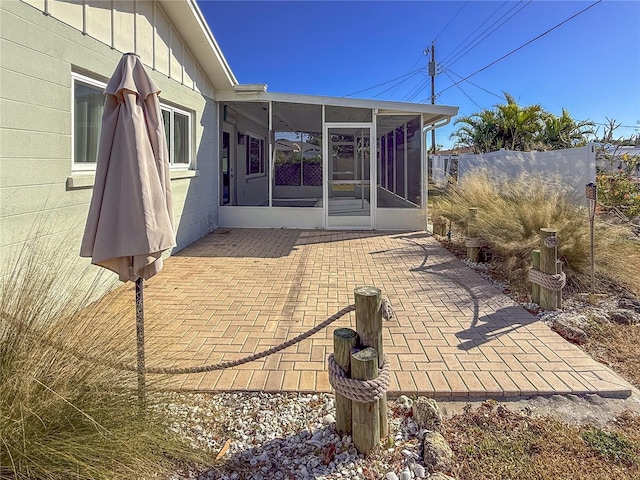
[
  {"xmin": 0, "ymin": 241, "xmax": 206, "ymax": 479},
  {"xmin": 593, "ymin": 223, "xmax": 640, "ymax": 296},
  {"xmin": 435, "ymin": 170, "xmax": 590, "ymax": 296}
]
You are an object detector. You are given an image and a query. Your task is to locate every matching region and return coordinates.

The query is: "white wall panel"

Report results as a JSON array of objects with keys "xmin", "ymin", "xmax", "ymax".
[
  {"xmin": 183, "ymin": 50, "xmax": 195, "ymax": 89},
  {"xmin": 21, "ymin": 0, "xmax": 45, "ymax": 11},
  {"xmin": 169, "ymin": 25, "xmax": 182, "ymax": 82},
  {"xmin": 153, "ymin": 5, "xmax": 170, "ymax": 76},
  {"xmin": 48, "ymin": 0, "xmax": 83, "ymax": 32},
  {"xmin": 135, "ymin": 0, "xmax": 154, "ymax": 67},
  {"xmin": 85, "ymin": 0, "xmax": 112, "ymax": 46},
  {"xmin": 113, "ymin": 0, "xmax": 135, "ymax": 54}
]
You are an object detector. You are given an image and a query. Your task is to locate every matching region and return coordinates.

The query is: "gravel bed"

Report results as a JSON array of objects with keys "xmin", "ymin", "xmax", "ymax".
[{"xmin": 157, "ymin": 392, "xmax": 429, "ymax": 480}]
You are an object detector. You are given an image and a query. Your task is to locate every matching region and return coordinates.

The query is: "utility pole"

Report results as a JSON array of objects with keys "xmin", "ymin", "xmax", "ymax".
[{"xmin": 428, "ymin": 40, "xmax": 437, "ymax": 154}]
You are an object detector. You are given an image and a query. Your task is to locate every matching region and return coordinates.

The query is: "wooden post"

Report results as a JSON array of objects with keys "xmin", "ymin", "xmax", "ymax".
[
  {"xmin": 556, "ymin": 260, "xmax": 563, "ymax": 309},
  {"xmin": 433, "ymin": 217, "xmax": 446, "ymax": 236},
  {"xmin": 351, "ymin": 347, "xmax": 380, "ymax": 455},
  {"xmin": 354, "ymin": 286, "xmax": 388, "ymax": 439},
  {"xmin": 531, "ymin": 249, "xmax": 540, "ymax": 304},
  {"xmin": 540, "ymin": 228, "xmax": 558, "ymax": 310},
  {"xmin": 467, "ymin": 207, "xmax": 479, "ymax": 262},
  {"xmin": 333, "ymin": 328, "xmax": 358, "ymax": 434}
]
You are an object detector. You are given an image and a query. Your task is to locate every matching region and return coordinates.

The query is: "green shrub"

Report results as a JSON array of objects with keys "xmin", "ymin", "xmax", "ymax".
[
  {"xmin": 596, "ymin": 172, "xmax": 640, "ymax": 218},
  {"xmin": 582, "ymin": 428, "xmax": 638, "ymax": 466}
]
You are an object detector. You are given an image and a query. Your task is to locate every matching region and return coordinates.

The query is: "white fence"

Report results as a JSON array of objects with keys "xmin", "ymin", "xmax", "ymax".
[{"xmin": 431, "ymin": 144, "xmax": 596, "ymax": 203}]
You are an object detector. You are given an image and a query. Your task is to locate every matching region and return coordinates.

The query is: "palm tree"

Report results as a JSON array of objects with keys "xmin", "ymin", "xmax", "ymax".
[
  {"xmin": 451, "ymin": 92, "xmax": 594, "ymax": 153},
  {"xmin": 539, "ymin": 109, "xmax": 595, "ymax": 150},
  {"xmin": 450, "ymin": 109, "xmax": 501, "ymax": 153},
  {"xmin": 494, "ymin": 93, "xmax": 543, "ymax": 151}
]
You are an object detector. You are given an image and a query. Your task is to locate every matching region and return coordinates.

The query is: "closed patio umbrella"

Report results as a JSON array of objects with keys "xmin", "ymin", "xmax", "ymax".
[{"xmin": 80, "ymin": 52, "xmax": 176, "ymax": 405}]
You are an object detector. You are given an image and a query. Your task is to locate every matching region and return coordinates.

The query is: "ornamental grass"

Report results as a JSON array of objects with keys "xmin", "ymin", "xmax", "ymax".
[
  {"xmin": 0, "ymin": 240, "xmax": 207, "ymax": 479},
  {"xmin": 433, "ymin": 170, "xmax": 639, "ymax": 298}
]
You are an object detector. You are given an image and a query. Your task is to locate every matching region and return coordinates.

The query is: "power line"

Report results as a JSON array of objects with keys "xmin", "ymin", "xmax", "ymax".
[
  {"xmin": 439, "ymin": 1, "xmax": 509, "ymax": 65},
  {"xmin": 440, "ymin": 1, "xmax": 532, "ymax": 72},
  {"xmin": 343, "ymin": 68, "xmax": 423, "ymax": 97},
  {"xmin": 433, "ymin": 1, "xmax": 469, "ymax": 41},
  {"xmin": 442, "ymin": 0, "xmax": 531, "ymax": 68},
  {"xmin": 370, "ymin": 70, "xmax": 423, "ymax": 99},
  {"xmin": 437, "ymin": 0, "xmax": 603, "ymax": 97},
  {"xmin": 444, "ymin": 71, "xmax": 483, "ymax": 109},
  {"xmin": 447, "ymin": 70, "xmax": 505, "ymax": 100},
  {"xmin": 403, "ymin": 76, "xmax": 430, "ymax": 103}
]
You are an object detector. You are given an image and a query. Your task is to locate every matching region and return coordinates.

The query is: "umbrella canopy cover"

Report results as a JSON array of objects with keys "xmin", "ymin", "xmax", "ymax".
[{"xmin": 81, "ymin": 53, "xmax": 176, "ymax": 282}]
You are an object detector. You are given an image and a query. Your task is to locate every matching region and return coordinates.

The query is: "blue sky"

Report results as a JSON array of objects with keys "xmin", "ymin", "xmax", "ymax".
[{"xmin": 198, "ymin": 1, "xmax": 639, "ymax": 149}]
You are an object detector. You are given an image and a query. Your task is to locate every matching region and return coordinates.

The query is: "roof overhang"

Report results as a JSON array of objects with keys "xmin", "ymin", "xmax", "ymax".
[
  {"xmin": 216, "ymin": 90, "xmax": 459, "ymax": 126},
  {"xmin": 158, "ymin": 0, "xmax": 238, "ymax": 91}
]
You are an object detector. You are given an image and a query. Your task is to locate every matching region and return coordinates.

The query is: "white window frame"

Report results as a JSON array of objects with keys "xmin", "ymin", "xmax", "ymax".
[
  {"xmin": 161, "ymin": 105, "xmax": 193, "ymax": 169},
  {"xmin": 245, "ymin": 131, "xmax": 266, "ymax": 179},
  {"xmin": 71, "ymin": 73, "xmax": 193, "ymax": 171},
  {"xmin": 71, "ymin": 72, "xmax": 107, "ymax": 172}
]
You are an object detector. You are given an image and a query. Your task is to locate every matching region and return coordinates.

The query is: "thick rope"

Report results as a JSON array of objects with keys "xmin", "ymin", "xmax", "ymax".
[
  {"xmin": 90, "ymin": 298, "xmax": 395, "ymax": 375},
  {"xmin": 327, "ymin": 354, "xmax": 390, "ymax": 402},
  {"xmin": 465, "ymin": 237, "xmax": 485, "ymax": 248},
  {"xmin": 528, "ymin": 268, "xmax": 566, "ymax": 291}
]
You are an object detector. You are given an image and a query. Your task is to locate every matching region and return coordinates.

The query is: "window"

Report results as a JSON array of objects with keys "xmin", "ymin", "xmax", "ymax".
[
  {"xmin": 161, "ymin": 106, "xmax": 191, "ymax": 167},
  {"xmin": 246, "ymin": 133, "xmax": 265, "ymax": 176},
  {"xmin": 72, "ymin": 72, "xmax": 191, "ymax": 169},
  {"xmin": 72, "ymin": 74, "xmax": 105, "ymax": 170}
]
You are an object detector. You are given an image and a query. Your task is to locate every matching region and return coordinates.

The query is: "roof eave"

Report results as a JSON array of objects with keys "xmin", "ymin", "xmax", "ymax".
[
  {"xmin": 215, "ymin": 90, "xmax": 458, "ymax": 121},
  {"xmin": 158, "ymin": 0, "xmax": 238, "ymax": 91}
]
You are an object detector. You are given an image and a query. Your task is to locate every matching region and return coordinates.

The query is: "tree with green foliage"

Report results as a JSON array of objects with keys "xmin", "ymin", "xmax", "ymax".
[{"xmin": 450, "ymin": 92, "xmax": 594, "ymax": 153}]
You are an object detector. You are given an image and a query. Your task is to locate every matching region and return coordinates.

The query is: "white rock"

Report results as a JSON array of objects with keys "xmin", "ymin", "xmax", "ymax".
[
  {"xmin": 412, "ymin": 464, "xmax": 426, "ymax": 478},
  {"xmin": 399, "ymin": 468, "xmax": 412, "ymax": 480},
  {"xmin": 386, "ymin": 473, "xmax": 399, "ymax": 480},
  {"xmin": 322, "ymin": 414, "xmax": 335, "ymax": 425}
]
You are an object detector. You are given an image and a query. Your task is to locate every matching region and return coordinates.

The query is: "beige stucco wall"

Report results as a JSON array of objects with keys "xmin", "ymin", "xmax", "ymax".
[{"xmin": 0, "ymin": 0, "xmax": 220, "ymax": 286}]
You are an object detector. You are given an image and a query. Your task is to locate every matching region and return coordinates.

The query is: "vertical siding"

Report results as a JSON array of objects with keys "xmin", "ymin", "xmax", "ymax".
[
  {"xmin": 113, "ymin": 0, "xmax": 135, "ymax": 53},
  {"xmin": 85, "ymin": 1, "xmax": 112, "ymax": 46},
  {"xmin": 48, "ymin": 0, "xmax": 83, "ymax": 32},
  {"xmin": 135, "ymin": 0, "xmax": 154, "ymax": 67},
  {"xmin": 153, "ymin": 4, "xmax": 170, "ymax": 76},
  {"xmin": 2, "ymin": 0, "xmax": 220, "ymax": 289},
  {"xmin": 169, "ymin": 25, "xmax": 182, "ymax": 83},
  {"xmin": 20, "ymin": 0, "xmax": 211, "ymax": 94}
]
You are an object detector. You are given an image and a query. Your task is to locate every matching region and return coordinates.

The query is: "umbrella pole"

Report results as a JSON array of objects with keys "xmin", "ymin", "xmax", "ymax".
[{"xmin": 135, "ymin": 277, "xmax": 146, "ymax": 409}]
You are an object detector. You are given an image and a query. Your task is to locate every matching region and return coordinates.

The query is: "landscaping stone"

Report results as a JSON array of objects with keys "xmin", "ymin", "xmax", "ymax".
[
  {"xmin": 412, "ymin": 397, "xmax": 442, "ymax": 431},
  {"xmin": 618, "ymin": 297, "xmax": 640, "ymax": 313},
  {"xmin": 589, "ymin": 311, "xmax": 610, "ymax": 324},
  {"xmin": 422, "ymin": 431, "xmax": 454, "ymax": 473},
  {"xmin": 551, "ymin": 318, "xmax": 588, "ymax": 344},
  {"xmin": 609, "ymin": 309, "xmax": 640, "ymax": 325}
]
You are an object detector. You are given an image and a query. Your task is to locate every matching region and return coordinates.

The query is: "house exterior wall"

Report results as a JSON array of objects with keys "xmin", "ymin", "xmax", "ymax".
[{"xmin": 0, "ymin": 0, "xmax": 219, "ymax": 281}]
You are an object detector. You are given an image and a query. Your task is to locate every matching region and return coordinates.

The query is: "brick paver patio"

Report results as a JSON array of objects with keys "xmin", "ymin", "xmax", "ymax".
[{"xmin": 132, "ymin": 228, "xmax": 632, "ymax": 398}]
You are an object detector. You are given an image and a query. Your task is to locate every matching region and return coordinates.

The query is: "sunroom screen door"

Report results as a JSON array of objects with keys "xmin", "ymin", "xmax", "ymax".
[{"xmin": 325, "ymin": 126, "xmax": 374, "ymax": 229}]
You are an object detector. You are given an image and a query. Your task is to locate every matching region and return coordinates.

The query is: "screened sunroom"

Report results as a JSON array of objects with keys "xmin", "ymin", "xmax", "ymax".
[{"xmin": 218, "ymin": 90, "xmax": 457, "ymax": 230}]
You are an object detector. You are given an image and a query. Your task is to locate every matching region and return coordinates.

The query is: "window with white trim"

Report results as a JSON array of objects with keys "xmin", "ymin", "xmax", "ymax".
[
  {"xmin": 71, "ymin": 73, "xmax": 192, "ymax": 169},
  {"xmin": 161, "ymin": 106, "xmax": 191, "ymax": 167},
  {"xmin": 246, "ymin": 133, "xmax": 265, "ymax": 177},
  {"xmin": 72, "ymin": 73, "xmax": 105, "ymax": 170}
]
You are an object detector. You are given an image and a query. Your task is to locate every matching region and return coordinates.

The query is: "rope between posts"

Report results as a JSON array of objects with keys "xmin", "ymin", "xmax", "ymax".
[
  {"xmin": 327, "ymin": 354, "xmax": 390, "ymax": 402},
  {"xmin": 528, "ymin": 268, "xmax": 566, "ymax": 291},
  {"xmin": 104, "ymin": 299, "xmax": 394, "ymax": 375}
]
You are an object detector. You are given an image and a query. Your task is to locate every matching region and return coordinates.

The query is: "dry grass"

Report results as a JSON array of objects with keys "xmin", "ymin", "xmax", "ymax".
[
  {"xmin": 434, "ymin": 170, "xmax": 639, "ymax": 298},
  {"xmin": 582, "ymin": 320, "xmax": 640, "ymax": 389},
  {"xmin": 443, "ymin": 401, "xmax": 640, "ymax": 480},
  {"xmin": 0, "ymin": 241, "xmax": 207, "ymax": 479}
]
